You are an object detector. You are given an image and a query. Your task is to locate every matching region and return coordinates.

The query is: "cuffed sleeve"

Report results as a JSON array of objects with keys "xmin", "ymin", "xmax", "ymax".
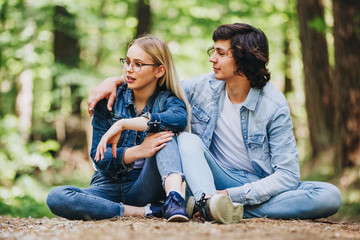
[
  {"xmin": 90, "ymin": 99, "xmax": 134, "ymax": 179},
  {"xmin": 143, "ymin": 94, "xmax": 188, "ymax": 133}
]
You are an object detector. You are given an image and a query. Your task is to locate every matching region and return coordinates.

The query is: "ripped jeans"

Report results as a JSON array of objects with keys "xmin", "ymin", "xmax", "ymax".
[{"xmin": 46, "ymin": 136, "xmax": 182, "ymax": 220}]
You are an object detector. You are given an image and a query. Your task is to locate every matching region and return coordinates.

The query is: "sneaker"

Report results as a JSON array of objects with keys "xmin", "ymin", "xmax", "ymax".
[
  {"xmin": 163, "ymin": 191, "xmax": 189, "ymax": 222},
  {"xmin": 190, "ymin": 193, "xmax": 243, "ymax": 224},
  {"xmin": 145, "ymin": 202, "xmax": 163, "ymax": 218}
]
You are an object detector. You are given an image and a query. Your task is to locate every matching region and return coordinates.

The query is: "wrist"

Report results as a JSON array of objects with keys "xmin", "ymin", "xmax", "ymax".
[
  {"xmin": 116, "ymin": 119, "xmax": 125, "ymax": 131},
  {"xmin": 123, "ymin": 145, "xmax": 143, "ymax": 164}
]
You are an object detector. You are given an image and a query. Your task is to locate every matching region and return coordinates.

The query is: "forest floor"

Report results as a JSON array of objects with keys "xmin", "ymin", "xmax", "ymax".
[{"xmin": 0, "ymin": 216, "xmax": 359, "ymax": 240}]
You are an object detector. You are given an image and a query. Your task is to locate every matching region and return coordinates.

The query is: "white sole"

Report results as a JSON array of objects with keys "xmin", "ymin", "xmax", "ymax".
[
  {"xmin": 209, "ymin": 194, "xmax": 243, "ymax": 224},
  {"xmin": 186, "ymin": 196, "xmax": 196, "ymax": 217},
  {"xmin": 167, "ymin": 214, "xmax": 189, "ymax": 222}
]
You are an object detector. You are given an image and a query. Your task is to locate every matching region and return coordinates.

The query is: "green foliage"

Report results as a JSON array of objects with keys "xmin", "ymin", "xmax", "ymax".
[
  {"xmin": 0, "ymin": 115, "xmax": 57, "ymax": 216},
  {"xmin": 308, "ymin": 16, "xmax": 327, "ymax": 35},
  {"xmin": 0, "ymin": 196, "xmax": 53, "ymax": 218}
]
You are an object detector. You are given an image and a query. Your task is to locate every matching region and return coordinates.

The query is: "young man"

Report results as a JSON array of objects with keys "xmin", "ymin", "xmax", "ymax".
[{"xmin": 87, "ymin": 23, "xmax": 342, "ymax": 221}]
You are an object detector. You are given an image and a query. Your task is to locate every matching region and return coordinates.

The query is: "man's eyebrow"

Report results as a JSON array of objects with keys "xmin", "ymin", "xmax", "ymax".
[{"xmin": 214, "ymin": 47, "xmax": 226, "ymax": 51}]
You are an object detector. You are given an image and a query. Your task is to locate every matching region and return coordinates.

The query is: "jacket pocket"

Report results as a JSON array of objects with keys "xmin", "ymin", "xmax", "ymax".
[
  {"xmin": 248, "ymin": 134, "xmax": 269, "ymax": 161},
  {"xmin": 191, "ymin": 105, "xmax": 210, "ymax": 136}
]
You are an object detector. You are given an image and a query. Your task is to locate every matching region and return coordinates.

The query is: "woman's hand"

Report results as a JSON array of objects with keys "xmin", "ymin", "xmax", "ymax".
[
  {"xmin": 216, "ymin": 189, "xmax": 229, "ymax": 196},
  {"xmin": 95, "ymin": 120, "xmax": 124, "ymax": 161},
  {"xmin": 138, "ymin": 131, "xmax": 174, "ymax": 158},
  {"xmin": 122, "ymin": 131, "xmax": 174, "ymax": 164}
]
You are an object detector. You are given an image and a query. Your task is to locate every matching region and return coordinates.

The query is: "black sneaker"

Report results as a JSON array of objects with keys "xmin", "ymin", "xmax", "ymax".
[
  {"xmin": 145, "ymin": 203, "xmax": 163, "ymax": 218},
  {"xmin": 163, "ymin": 191, "xmax": 189, "ymax": 222},
  {"xmin": 189, "ymin": 193, "xmax": 243, "ymax": 224}
]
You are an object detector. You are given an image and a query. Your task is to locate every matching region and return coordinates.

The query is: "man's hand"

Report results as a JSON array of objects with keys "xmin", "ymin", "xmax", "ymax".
[{"xmin": 87, "ymin": 76, "xmax": 124, "ymax": 117}]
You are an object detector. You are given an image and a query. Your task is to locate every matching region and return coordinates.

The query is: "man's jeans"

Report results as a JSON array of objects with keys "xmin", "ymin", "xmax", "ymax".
[
  {"xmin": 178, "ymin": 133, "xmax": 342, "ymax": 220},
  {"xmin": 47, "ymin": 137, "xmax": 182, "ymax": 220}
]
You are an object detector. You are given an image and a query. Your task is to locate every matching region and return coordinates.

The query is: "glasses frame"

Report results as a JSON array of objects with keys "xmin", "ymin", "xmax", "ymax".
[
  {"xmin": 207, "ymin": 46, "xmax": 233, "ymax": 57},
  {"xmin": 119, "ymin": 58, "xmax": 160, "ymax": 72}
]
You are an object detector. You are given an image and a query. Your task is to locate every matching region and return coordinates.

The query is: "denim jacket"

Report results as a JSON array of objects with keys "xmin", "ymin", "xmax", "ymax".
[
  {"xmin": 182, "ymin": 73, "xmax": 300, "ymax": 205},
  {"xmin": 90, "ymin": 84, "xmax": 187, "ymax": 179}
]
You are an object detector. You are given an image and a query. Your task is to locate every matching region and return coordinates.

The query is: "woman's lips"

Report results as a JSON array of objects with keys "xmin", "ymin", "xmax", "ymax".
[{"xmin": 127, "ymin": 76, "xmax": 136, "ymax": 83}]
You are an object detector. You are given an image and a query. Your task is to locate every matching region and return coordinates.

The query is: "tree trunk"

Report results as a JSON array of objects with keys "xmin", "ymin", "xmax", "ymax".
[
  {"xmin": 53, "ymin": 6, "xmax": 80, "ymax": 67},
  {"xmin": 332, "ymin": 0, "xmax": 360, "ymax": 170},
  {"xmin": 16, "ymin": 68, "xmax": 33, "ymax": 142},
  {"xmin": 283, "ymin": 29, "xmax": 293, "ymax": 94},
  {"xmin": 297, "ymin": 0, "xmax": 334, "ymax": 158},
  {"xmin": 135, "ymin": 0, "xmax": 151, "ymax": 38},
  {"xmin": 53, "ymin": 5, "xmax": 81, "ymax": 143},
  {"xmin": 95, "ymin": 0, "xmax": 106, "ymax": 67}
]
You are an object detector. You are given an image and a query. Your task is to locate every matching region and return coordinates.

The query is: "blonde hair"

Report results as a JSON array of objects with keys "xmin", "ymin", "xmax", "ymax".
[{"xmin": 129, "ymin": 35, "xmax": 191, "ymax": 132}]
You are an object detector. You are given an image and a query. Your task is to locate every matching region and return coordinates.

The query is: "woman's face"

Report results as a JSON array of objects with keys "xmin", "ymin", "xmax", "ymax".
[{"xmin": 124, "ymin": 44, "xmax": 163, "ymax": 92}]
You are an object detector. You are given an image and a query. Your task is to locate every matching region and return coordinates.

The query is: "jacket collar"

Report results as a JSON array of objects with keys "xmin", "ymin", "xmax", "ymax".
[
  {"xmin": 123, "ymin": 85, "xmax": 135, "ymax": 108},
  {"xmin": 209, "ymin": 72, "xmax": 226, "ymax": 91},
  {"xmin": 209, "ymin": 72, "xmax": 261, "ymax": 111},
  {"xmin": 123, "ymin": 84, "xmax": 162, "ymax": 111},
  {"xmin": 243, "ymin": 87, "xmax": 260, "ymax": 111}
]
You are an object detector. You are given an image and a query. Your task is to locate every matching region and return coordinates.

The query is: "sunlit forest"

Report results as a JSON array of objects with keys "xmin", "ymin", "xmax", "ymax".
[{"xmin": 0, "ymin": 0, "xmax": 359, "ymax": 221}]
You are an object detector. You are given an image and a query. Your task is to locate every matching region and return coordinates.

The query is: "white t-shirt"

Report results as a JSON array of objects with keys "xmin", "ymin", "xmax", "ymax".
[{"xmin": 209, "ymin": 91, "xmax": 255, "ymax": 172}]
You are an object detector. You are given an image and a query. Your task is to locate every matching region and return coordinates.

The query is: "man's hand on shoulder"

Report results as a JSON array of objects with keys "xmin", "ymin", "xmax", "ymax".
[{"xmin": 87, "ymin": 76, "xmax": 124, "ymax": 116}]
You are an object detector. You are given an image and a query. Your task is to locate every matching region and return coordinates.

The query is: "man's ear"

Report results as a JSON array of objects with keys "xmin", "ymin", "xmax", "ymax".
[{"xmin": 155, "ymin": 65, "xmax": 166, "ymax": 79}]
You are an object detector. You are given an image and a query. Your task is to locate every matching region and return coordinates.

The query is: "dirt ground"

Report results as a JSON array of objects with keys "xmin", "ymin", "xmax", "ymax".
[{"xmin": 0, "ymin": 216, "xmax": 359, "ymax": 240}]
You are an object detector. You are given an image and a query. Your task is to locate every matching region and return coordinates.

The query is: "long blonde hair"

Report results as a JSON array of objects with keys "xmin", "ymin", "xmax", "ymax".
[{"xmin": 129, "ymin": 35, "xmax": 191, "ymax": 131}]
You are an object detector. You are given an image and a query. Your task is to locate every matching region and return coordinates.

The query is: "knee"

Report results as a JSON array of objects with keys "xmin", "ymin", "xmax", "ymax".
[
  {"xmin": 314, "ymin": 183, "xmax": 342, "ymax": 217},
  {"xmin": 325, "ymin": 184, "xmax": 342, "ymax": 213},
  {"xmin": 46, "ymin": 186, "xmax": 72, "ymax": 213},
  {"xmin": 177, "ymin": 132, "xmax": 203, "ymax": 150}
]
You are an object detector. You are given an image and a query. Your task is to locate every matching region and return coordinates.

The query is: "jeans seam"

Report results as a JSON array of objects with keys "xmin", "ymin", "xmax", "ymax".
[{"xmin": 69, "ymin": 189, "xmax": 123, "ymax": 216}]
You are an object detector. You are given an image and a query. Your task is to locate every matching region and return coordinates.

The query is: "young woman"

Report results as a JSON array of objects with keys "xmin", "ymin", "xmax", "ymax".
[{"xmin": 47, "ymin": 35, "xmax": 191, "ymax": 222}]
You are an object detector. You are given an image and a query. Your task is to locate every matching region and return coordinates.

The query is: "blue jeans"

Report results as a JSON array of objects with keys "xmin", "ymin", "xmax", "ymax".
[
  {"xmin": 178, "ymin": 133, "xmax": 342, "ymax": 220},
  {"xmin": 47, "ymin": 136, "xmax": 183, "ymax": 220}
]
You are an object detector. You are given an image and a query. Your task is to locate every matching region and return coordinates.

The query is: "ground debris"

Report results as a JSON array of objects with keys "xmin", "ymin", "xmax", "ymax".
[{"xmin": 0, "ymin": 216, "xmax": 359, "ymax": 240}]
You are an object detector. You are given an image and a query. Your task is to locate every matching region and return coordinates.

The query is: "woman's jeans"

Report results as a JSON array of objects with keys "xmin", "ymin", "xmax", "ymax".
[
  {"xmin": 178, "ymin": 133, "xmax": 342, "ymax": 220},
  {"xmin": 46, "ymin": 136, "xmax": 182, "ymax": 220}
]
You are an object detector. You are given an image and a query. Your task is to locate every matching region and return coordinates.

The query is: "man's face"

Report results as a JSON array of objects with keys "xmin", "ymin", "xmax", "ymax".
[{"xmin": 209, "ymin": 40, "xmax": 238, "ymax": 82}]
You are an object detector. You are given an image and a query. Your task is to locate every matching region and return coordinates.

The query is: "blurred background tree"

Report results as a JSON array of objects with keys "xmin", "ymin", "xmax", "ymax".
[{"xmin": 0, "ymin": 0, "xmax": 359, "ymax": 221}]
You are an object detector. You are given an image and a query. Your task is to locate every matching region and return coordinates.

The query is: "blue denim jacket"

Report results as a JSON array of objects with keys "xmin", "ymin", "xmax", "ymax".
[
  {"xmin": 182, "ymin": 73, "xmax": 300, "ymax": 205},
  {"xmin": 91, "ymin": 84, "xmax": 187, "ymax": 179}
]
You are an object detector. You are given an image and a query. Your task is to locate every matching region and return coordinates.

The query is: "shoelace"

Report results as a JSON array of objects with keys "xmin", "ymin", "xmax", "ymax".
[
  {"xmin": 195, "ymin": 193, "xmax": 211, "ymax": 222},
  {"xmin": 168, "ymin": 192, "xmax": 183, "ymax": 205}
]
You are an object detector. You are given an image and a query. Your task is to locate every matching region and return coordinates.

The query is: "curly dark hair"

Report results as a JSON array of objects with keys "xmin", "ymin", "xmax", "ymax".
[{"xmin": 212, "ymin": 23, "xmax": 270, "ymax": 89}]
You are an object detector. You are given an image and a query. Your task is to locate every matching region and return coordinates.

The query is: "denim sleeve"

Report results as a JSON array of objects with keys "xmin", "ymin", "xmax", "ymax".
[
  {"xmin": 144, "ymin": 95, "xmax": 188, "ymax": 133},
  {"xmin": 180, "ymin": 79, "xmax": 195, "ymax": 101},
  {"xmin": 90, "ymin": 99, "xmax": 134, "ymax": 178},
  {"xmin": 227, "ymin": 105, "xmax": 300, "ymax": 205}
]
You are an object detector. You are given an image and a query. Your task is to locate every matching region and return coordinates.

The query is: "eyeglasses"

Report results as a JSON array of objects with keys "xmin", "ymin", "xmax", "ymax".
[
  {"xmin": 119, "ymin": 58, "xmax": 160, "ymax": 72},
  {"xmin": 207, "ymin": 47, "xmax": 233, "ymax": 57}
]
